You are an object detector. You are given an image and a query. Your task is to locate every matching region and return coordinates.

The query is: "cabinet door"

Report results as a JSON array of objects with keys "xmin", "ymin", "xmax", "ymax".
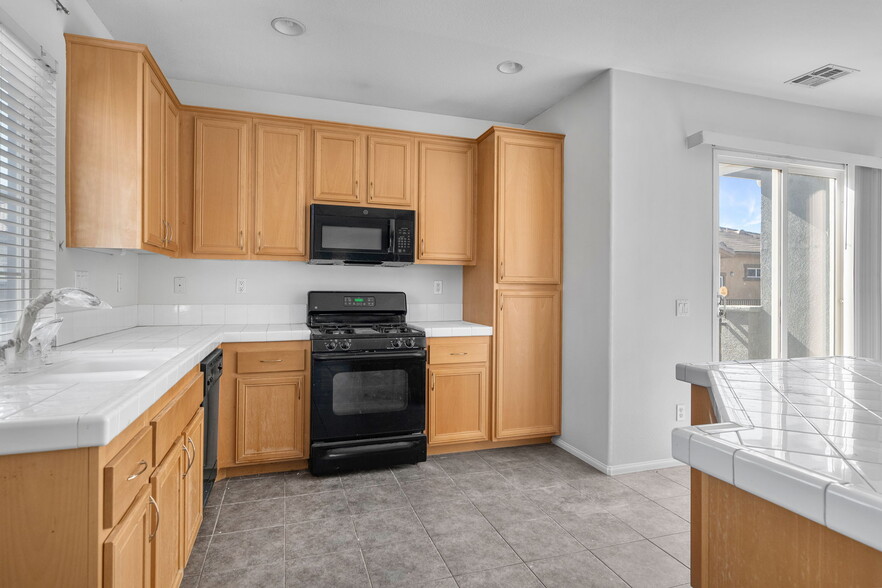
[
  {"xmin": 236, "ymin": 374, "xmax": 306, "ymax": 464},
  {"xmin": 163, "ymin": 96, "xmax": 179, "ymax": 253},
  {"xmin": 495, "ymin": 290, "xmax": 561, "ymax": 440},
  {"xmin": 103, "ymin": 484, "xmax": 152, "ymax": 588},
  {"xmin": 418, "ymin": 139, "xmax": 475, "ymax": 263},
  {"xmin": 254, "ymin": 121, "xmax": 308, "ymax": 258},
  {"xmin": 182, "ymin": 408, "xmax": 204, "ymax": 558},
  {"xmin": 142, "ymin": 63, "xmax": 165, "ymax": 249},
  {"xmin": 193, "ymin": 115, "xmax": 250, "ymax": 255},
  {"xmin": 428, "ymin": 364, "xmax": 488, "ymax": 445},
  {"xmin": 313, "ymin": 127, "xmax": 362, "ymax": 203},
  {"xmin": 497, "ymin": 134, "xmax": 562, "ymax": 284},
  {"xmin": 367, "ymin": 133, "xmax": 413, "ymax": 208},
  {"xmin": 150, "ymin": 440, "xmax": 183, "ymax": 588}
]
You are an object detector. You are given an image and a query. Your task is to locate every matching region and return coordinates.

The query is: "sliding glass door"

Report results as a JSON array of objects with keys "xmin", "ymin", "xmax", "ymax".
[{"xmin": 715, "ymin": 154, "xmax": 843, "ymax": 361}]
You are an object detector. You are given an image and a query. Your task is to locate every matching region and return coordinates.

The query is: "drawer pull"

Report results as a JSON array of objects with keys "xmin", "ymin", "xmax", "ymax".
[
  {"xmin": 260, "ymin": 359, "xmax": 284, "ymax": 363},
  {"xmin": 148, "ymin": 496, "xmax": 160, "ymax": 541},
  {"xmin": 182, "ymin": 441, "xmax": 193, "ymax": 477},
  {"xmin": 127, "ymin": 460, "xmax": 148, "ymax": 481},
  {"xmin": 186, "ymin": 436, "xmax": 197, "ymax": 475},
  {"xmin": 449, "ymin": 352, "xmax": 469, "ymax": 356}
]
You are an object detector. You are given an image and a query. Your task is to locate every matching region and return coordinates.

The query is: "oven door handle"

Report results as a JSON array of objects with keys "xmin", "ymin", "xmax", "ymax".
[{"xmin": 312, "ymin": 350, "xmax": 426, "ymax": 361}]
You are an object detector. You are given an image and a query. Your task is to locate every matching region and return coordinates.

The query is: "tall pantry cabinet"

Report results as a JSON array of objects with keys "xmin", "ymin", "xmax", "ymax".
[{"xmin": 463, "ymin": 127, "xmax": 563, "ymax": 441}]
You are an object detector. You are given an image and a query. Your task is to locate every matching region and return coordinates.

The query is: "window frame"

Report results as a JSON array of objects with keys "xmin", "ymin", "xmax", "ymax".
[{"xmin": 713, "ymin": 149, "xmax": 847, "ymax": 360}]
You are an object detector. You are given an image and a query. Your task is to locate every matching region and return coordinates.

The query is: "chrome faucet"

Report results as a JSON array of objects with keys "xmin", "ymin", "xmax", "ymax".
[{"xmin": 2, "ymin": 288, "xmax": 110, "ymax": 371}]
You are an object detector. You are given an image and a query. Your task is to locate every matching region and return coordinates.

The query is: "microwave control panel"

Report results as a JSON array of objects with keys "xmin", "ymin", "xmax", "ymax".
[
  {"xmin": 343, "ymin": 296, "xmax": 376, "ymax": 307},
  {"xmin": 396, "ymin": 226, "xmax": 413, "ymax": 253}
]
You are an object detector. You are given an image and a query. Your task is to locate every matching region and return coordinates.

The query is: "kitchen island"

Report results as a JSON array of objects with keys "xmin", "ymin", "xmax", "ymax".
[{"xmin": 675, "ymin": 357, "xmax": 882, "ymax": 587}]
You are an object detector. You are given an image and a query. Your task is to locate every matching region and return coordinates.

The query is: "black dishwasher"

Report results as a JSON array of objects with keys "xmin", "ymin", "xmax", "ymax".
[{"xmin": 200, "ymin": 348, "xmax": 223, "ymax": 505}]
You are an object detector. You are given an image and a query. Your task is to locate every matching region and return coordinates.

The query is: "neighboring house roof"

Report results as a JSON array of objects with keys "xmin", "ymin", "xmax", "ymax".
[{"xmin": 719, "ymin": 227, "xmax": 760, "ymax": 256}]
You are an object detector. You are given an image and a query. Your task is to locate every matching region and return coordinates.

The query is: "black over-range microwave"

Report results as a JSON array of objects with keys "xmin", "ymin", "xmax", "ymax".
[{"xmin": 309, "ymin": 204, "xmax": 415, "ymax": 266}]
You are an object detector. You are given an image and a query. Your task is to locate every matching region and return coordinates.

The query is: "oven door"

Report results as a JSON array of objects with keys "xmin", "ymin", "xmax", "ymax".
[{"xmin": 311, "ymin": 350, "xmax": 426, "ymax": 442}]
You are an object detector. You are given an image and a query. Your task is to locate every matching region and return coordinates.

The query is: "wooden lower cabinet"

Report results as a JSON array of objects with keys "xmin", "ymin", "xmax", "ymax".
[
  {"xmin": 428, "ymin": 364, "xmax": 489, "ymax": 445},
  {"xmin": 150, "ymin": 440, "xmax": 184, "ymax": 588},
  {"xmin": 236, "ymin": 374, "xmax": 306, "ymax": 464},
  {"xmin": 495, "ymin": 289, "xmax": 561, "ymax": 440},
  {"xmin": 103, "ymin": 485, "xmax": 153, "ymax": 588},
  {"xmin": 182, "ymin": 408, "xmax": 204, "ymax": 555}
]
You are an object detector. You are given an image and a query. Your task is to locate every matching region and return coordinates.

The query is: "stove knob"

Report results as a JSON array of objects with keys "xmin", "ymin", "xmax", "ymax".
[
  {"xmin": 339, "ymin": 340, "xmax": 351, "ymax": 351},
  {"xmin": 325, "ymin": 340, "xmax": 337, "ymax": 351},
  {"xmin": 391, "ymin": 339, "xmax": 403, "ymax": 349},
  {"xmin": 404, "ymin": 338, "xmax": 415, "ymax": 348}
]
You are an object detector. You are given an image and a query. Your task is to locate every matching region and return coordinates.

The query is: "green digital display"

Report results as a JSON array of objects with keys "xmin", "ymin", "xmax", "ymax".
[{"xmin": 354, "ymin": 298, "xmax": 364, "ymax": 302}]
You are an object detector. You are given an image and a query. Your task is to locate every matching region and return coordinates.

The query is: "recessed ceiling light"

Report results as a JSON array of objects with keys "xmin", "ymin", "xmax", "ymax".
[
  {"xmin": 271, "ymin": 17, "xmax": 306, "ymax": 37},
  {"xmin": 497, "ymin": 61, "xmax": 524, "ymax": 74}
]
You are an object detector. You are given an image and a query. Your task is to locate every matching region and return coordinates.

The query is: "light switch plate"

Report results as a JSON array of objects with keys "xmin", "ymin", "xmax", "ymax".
[
  {"xmin": 676, "ymin": 299, "xmax": 690, "ymax": 317},
  {"xmin": 74, "ymin": 270, "xmax": 88, "ymax": 290}
]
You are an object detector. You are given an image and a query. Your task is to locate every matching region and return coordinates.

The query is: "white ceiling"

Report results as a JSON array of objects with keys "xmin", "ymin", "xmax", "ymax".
[{"xmin": 84, "ymin": 0, "xmax": 882, "ymax": 124}]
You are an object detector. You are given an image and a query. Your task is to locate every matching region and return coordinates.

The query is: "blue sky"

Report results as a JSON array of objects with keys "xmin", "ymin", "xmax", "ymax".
[{"xmin": 720, "ymin": 176, "xmax": 762, "ymax": 232}]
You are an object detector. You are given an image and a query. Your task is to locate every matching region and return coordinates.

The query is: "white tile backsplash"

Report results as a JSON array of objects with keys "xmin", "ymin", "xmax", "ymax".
[
  {"xmin": 178, "ymin": 305, "xmax": 202, "ymax": 326},
  {"xmin": 137, "ymin": 305, "xmax": 154, "ymax": 326},
  {"xmin": 153, "ymin": 305, "xmax": 179, "ymax": 326},
  {"xmin": 408, "ymin": 303, "xmax": 427, "ymax": 322},
  {"xmin": 202, "ymin": 305, "xmax": 225, "ymax": 325},
  {"xmin": 224, "ymin": 305, "xmax": 248, "ymax": 324},
  {"xmin": 426, "ymin": 303, "xmax": 443, "ymax": 321}
]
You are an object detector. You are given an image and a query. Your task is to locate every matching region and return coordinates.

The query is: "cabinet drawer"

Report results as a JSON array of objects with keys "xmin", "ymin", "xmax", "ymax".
[
  {"xmin": 151, "ymin": 372, "xmax": 203, "ymax": 462},
  {"xmin": 429, "ymin": 340, "xmax": 489, "ymax": 365},
  {"xmin": 237, "ymin": 349, "xmax": 306, "ymax": 373},
  {"xmin": 104, "ymin": 426, "xmax": 153, "ymax": 529}
]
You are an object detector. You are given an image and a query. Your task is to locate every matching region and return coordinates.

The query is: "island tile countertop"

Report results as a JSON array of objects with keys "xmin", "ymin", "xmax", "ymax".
[
  {"xmin": 0, "ymin": 321, "xmax": 491, "ymax": 456},
  {"xmin": 675, "ymin": 356, "xmax": 882, "ymax": 552}
]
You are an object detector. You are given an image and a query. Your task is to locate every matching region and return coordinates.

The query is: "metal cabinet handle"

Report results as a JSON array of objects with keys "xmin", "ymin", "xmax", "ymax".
[
  {"xmin": 297, "ymin": 386, "xmax": 301, "ymax": 401},
  {"xmin": 354, "ymin": 179, "xmax": 359, "ymax": 197},
  {"xmin": 499, "ymin": 298, "xmax": 504, "ymax": 311},
  {"xmin": 148, "ymin": 496, "xmax": 160, "ymax": 540},
  {"xmin": 449, "ymin": 352, "xmax": 468, "ymax": 356},
  {"xmin": 185, "ymin": 437, "xmax": 197, "ymax": 475},
  {"xmin": 182, "ymin": 442, "xmax": 193, "ymax": 477},
  {"xmin": 168, "ymin": 221, "xmax": 174, "ymax": 245},
  {"xmin": 257, "ymin": 231, "xmax": 262, "ymax": 252},
  {"xmin": 431, "ymin": 373, "xmax": 435, "ymax": 391},
  {"xmin": 127, "ymin": 460, "xmax": 148, "ymax": 481},
  {"xmin": 160, "ymin": 221, "xmax": 167, "ymax": 246},
  {"xmin": 500, "ymin": 261, "xmax": 504, "ymax": 277},
  {"xmin": 260, "ymin": 359, "xmax": 283, "ymax": 363},
  {"xmin": 369, "ymin": 180, "xmax": 374, "ymax": 200},
  {"xmin": 420, "ymin": 238, "xmax": 425, "ymax": 256},
  {"xmin": 238, "ymin": 230, "xmax": 244, "ymax": 250}
]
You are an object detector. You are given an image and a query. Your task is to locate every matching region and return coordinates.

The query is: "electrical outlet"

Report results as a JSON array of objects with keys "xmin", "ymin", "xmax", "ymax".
[
  {"xmin": 675, "ymin": 299, "xmax": 690, "ymax": 317},
  {"xmin": 433, "ymin": 280, "xmax": 443, "ymax": 295},
  {"xmin": 173, "ymin": 277, "xmax": 186, "ymax": 294},
  {"xmin": 676, "ymin": 404, "xmax": 687, "ymax": 421},
  {"xmin": 74, "ymin": 270, "xmax": 88, "ymax": 290},
  {"xmin": 236, "ymin": 278, "xmax": 247, "ymax": 294},
  {"xmin": 117, "ymin": 273, "xmax": 123, "ymax": 293}
]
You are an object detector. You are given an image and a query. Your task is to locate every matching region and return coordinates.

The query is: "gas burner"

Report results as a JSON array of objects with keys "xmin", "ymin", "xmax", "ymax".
[
  {"xmin": 321, "ymin": 326, "xmax": 355, "ymax": 335},
  {"xmin": 375, "ymin": 324, "xmax": 412, "ymax": 334}
]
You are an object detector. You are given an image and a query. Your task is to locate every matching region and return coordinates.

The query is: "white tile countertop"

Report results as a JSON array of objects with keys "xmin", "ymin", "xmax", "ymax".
[
  {"xmin": 674, "ymin": 356, "xmax": 882, "ymax": 552},
  {"xmin": 0, "ymin": 321, "xmax": 491, "ymax": 456}
]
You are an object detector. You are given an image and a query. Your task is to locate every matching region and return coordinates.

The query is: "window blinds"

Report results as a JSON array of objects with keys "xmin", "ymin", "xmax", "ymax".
[{"xmin": 0, "ymin": 24, "xmax": 57, "ymax": 340}]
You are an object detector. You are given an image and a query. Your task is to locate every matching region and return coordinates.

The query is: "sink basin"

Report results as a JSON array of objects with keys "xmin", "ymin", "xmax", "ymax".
[{"xmin": 14, "ymin": 352, "xmax": 178, "ymax": 384}]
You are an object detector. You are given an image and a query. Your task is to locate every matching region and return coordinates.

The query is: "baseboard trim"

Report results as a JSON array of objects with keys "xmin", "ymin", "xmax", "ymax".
[{"xmin": 551, "ymin": 438, "xmax": 683, "ymax": 476}]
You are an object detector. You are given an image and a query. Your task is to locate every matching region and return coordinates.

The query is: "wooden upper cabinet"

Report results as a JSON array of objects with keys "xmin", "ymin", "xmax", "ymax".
[
  {"xmin": 142, "ymin": 63, "xmax": 165, "ymax": 250},
  {"xmin": 193, "ymin": 115, "xmax": 250, "ymax": 255},
  {"xmin": 103, "ymin": 484, "xmax": 152, "ymax": 588},
  {"xmin": 367, "ymin": 133, "xmax": 413, "ymax": 207},
  {"xmin": 236, "ymin": 374, "xmax": 306, "ymax": 464},
  {"xmin": 495, "ymin": 289, "xmax": 561, "ymax": 440},
  {"xmin": 163, "ymin": 96, "xmax": 180, "ymax": 253},
  {"xmin": 418, "ymin": 139, "xmax": 476, "ymax": 264},
  {"xmin": 313, "ymin": 127, "xmax": 362, "ymax": 204},
  {"xmin": 254, "ymin": 120, "xmax": 308, "ymax": 259},
  {"xmin": 497, "ymin": 133, "xmax": 562, "ymax": 284}
]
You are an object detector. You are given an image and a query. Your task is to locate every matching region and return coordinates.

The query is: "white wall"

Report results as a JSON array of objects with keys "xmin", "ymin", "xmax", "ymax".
[
  {"xmin": 0, "ymin": 1, "xmax": 141, "ymax": 310},
  {"xmin": 529, "ymin": 69, "xmax": 882, "ymax": 472},
  {"xmin": 525, "ymin": 72, "xmax": 613, "ymax": 466}
]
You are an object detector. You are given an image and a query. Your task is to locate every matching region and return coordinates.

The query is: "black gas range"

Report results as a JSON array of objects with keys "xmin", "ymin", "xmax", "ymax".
[{"xmin": 307, "ymin": 291, "xmax": 427, "ymax": 475}]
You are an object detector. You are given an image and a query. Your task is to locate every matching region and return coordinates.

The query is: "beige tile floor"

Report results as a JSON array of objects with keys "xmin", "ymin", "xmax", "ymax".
[{"xmin": 183, "ymin": 444, "xmax": 691, "ymax": 588}]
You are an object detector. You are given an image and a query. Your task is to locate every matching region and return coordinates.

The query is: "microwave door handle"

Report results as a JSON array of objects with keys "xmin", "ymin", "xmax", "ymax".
[{"xmin": 389, "ymin": 221, "xmax": 396, "ymax": 253}]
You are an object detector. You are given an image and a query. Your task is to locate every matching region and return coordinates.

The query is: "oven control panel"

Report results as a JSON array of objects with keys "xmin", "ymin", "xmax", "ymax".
[
  {"xmin": 312, "ymin": 336, "xmax": 427, "ymax": 353},
  {"xmin": 343, "ymin": 296, "xmax": 375, "ymax": 307}
]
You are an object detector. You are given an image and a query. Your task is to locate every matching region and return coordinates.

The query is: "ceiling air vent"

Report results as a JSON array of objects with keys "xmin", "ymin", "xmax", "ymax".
[{"xmin": 786, "ymin": 64, "xmax": 858, "ymax": 88}]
